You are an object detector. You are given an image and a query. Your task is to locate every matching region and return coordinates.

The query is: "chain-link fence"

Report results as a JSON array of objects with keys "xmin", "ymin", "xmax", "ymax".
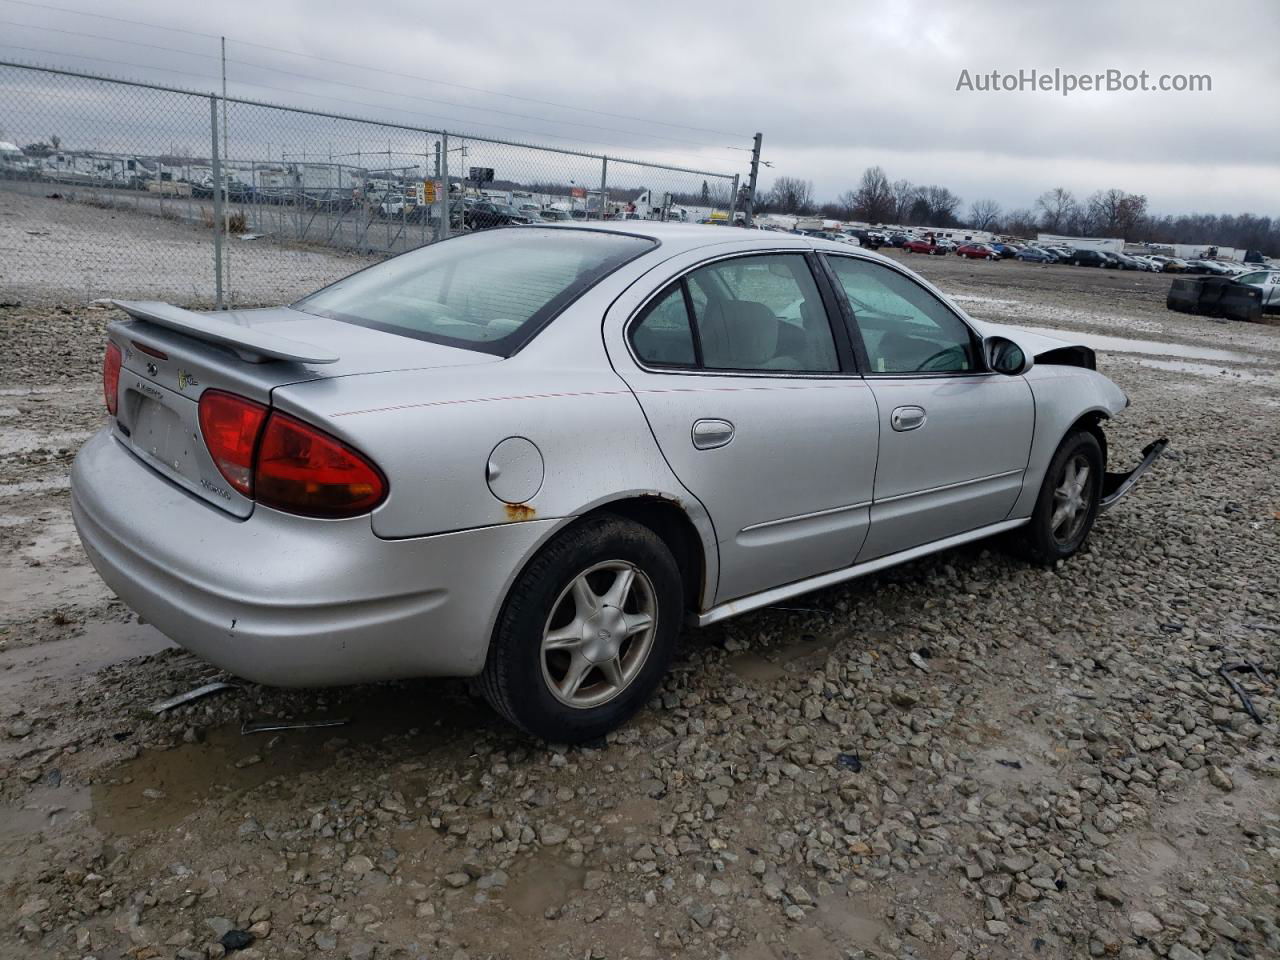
[{"xmin": 0, "ymin": 61, "xmax": 742, "ymax": 308}]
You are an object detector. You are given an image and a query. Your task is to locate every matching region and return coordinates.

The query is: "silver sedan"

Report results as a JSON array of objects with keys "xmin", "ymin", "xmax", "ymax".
[{"xmin": 71, "ymin": 224, "xmax": 1164, "ymax": 741}]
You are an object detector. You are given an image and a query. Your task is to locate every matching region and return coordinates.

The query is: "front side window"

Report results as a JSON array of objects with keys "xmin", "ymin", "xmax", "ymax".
[
  {"xmin": 826, "ymin": 256, "xmax": 979, "ymax": 374},
  {"xmin": 684, "ymin": 254, "xmax": 839, "ymax": 372},
  {"xmin": 295, "ymin": 228, "xmax": 653, "ymax": 355}
]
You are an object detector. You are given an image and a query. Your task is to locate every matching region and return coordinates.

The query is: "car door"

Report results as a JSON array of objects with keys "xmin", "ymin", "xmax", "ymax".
[
  {"xmin": 822, "ymin": 254, "xmax": 1035, "ymax": 561},
  {"xmin": 606, "ymin": 248, "xmax": 879, "ymax": 605}
]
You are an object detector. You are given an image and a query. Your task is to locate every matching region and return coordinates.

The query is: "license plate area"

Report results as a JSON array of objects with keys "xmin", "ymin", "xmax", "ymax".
[{"xmin": 116, "ymin": 373, "xmax": 253, "ymax": 517}]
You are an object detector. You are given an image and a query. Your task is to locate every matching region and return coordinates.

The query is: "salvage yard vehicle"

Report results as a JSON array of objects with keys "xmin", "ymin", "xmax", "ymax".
[
  {"xmin": 1016, "ymin": 246, "xmax": 1059, "ymax": 263},
  {"xmin": 72, "ymin": 224, "xmax": 1165, "ymax": 742},
  {"xmin": 902, "ymin": 236, "xmax": 946, "ymax": 254},
  {"xmin": 956, "ymin": 242, "xmax": 999, "ymax": 260},
  {"xmin": 1234, "ymin": 268, "xmax": 1280, "ymax": 312},
  {"xmin": 1068, "ymin": 249, "xmax": 1110, "ymax": 268}
]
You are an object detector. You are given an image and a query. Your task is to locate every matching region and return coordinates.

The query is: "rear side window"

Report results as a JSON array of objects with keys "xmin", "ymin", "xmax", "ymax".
[
  {"xmin": 632, "ymin": 284, "xmax": 697, "ymax": 367},
  {"xmin": 295, "ymin": 228, "xmax": 654, "ymax": 356},
  {"xmin": 629, "ymin": 254, "xmax": 840, "ymax": 374}
]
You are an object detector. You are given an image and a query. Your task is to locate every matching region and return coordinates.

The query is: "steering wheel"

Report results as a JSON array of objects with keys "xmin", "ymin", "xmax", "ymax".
[{"xmin": 915, "ymin": 346, "xmax": 965, "ymax": 372}]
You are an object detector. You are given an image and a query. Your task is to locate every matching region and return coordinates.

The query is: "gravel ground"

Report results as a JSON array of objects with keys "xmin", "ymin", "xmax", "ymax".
[
  {"xmin": 0, "ymin": 187, "xmax": 379, "ymax": 308},
  {"xmin": 1, "ymin": 249, "xmax": 1279, "ymax": 960}
]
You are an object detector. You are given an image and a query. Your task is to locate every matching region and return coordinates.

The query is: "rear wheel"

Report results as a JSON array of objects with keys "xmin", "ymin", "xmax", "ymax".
[
  {"xmin": 480, "ymin": 516, "xmax": 682, "ymax": 742},
  {"xmin": 1016, "ymin": 430, "xmax": 1103, "ymax": 564}
]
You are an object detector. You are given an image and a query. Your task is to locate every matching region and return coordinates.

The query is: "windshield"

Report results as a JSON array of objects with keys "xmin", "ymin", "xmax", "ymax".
[{"xmin": 295, "ymin": 228, "xmax": 654, "ymax": 355}]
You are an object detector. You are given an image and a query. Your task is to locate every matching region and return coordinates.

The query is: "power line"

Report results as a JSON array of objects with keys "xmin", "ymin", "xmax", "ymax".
[
  {"xmin": 0, "ymin": 0, "xmax": 752, "ymax": 140},
  {"xmin": 0, "ymin": 16, "xmax": 734, "ymax": 150}
]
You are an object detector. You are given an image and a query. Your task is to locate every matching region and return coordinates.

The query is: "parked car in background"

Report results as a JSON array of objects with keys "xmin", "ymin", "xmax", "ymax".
[
  {"xmin": 1234, "ymin": 269, "xmax": 1280, "ymax": 312},
  {"xmin": 540, "ymin": 208, "xmax": 573, "ymax": 221},
  {"xmin": 1131, "ymin": 256, "xmax": 1164, "ymax": 272},
  {"xmin": 377, "ymin": 195, "xmax": 411, "ymax": 217},
  {"xmin": 956, "ymin": 242, "xmax": 999, "ymax": 260},
  {"xmin": 74, "ymin": 224, "xmax": 1165, "ymax": 741},
  {"xmin": 990, "ymin": 243, "xmax": 1021, "ymax": 259},
  {"xmin": 1016, "ymin": 246, "xmax": 1059, "ymax": 263},
  {"xmin": 888, "ymin": 233, "xmax": 911, "ymax": 248},
  {"xmin": 1067, "ymin": 249, "xmax": 1111, "ymax": 268},
  {"xmin": 1149, "ymin": 256, "xmax": 1188, "ymax": 272},
  {"xmin": 1183, "ymin": 259, "xmax": 1234, "ymax": 276},
  {"xmin": 1111, "ymin": 253, "xmax": 1144, "ymax": 270},
  {"xmin": 902, "ymin": 237, "xmax": 945, "ymax": 254},
  {"xmin": 465, "ymin": 201, "xmax": 532, "ymax": 230}
]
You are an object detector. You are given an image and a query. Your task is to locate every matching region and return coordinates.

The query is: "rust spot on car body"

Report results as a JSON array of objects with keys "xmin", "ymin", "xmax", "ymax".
[{"xmin": 504, "ymin": 503, "xmax": 536, "ymax": 522}]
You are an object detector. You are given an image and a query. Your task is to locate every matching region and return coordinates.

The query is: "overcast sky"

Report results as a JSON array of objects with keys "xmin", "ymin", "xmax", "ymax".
[{"xmin": 1, "ymin": 0, "xmax": 1277, "ymax": 215}]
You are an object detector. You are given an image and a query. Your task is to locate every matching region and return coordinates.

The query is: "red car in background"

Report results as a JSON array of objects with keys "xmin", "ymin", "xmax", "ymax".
[
  {"xmin": 956, "ymin": 242, "xmax": 999, "ymax": 260},
  {"xmin": 902, "ymin": 237, "xmax": 945, "ymax": 255}
]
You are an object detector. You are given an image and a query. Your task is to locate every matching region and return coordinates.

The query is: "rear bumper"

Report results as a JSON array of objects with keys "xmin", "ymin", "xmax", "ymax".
[
  {"xmin": 1099, "ymin": 437, "xmax": 1168, "ymax": 513},
  {"xmin": 71, "ymin": 429, "xmax": 557, "ymax": 686}
]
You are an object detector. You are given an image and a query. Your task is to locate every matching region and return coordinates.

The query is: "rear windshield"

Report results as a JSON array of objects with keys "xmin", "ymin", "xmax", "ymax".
[{"xmin": 294, "ymin": 228, "xmax": 654, "ymax": 355}]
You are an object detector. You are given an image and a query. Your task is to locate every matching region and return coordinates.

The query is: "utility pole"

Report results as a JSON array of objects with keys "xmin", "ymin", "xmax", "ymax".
[
  {"xmin": 744, "ymin": 131, "xmax": 762, "ymax": 227},
  {"xmin": 220, "ymin": 37, "xmax": 230, "ymax": 305}
]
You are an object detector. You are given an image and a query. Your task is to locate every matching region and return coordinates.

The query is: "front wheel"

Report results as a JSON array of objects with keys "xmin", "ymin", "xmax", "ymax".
[
  {"xmin": 480, "ymin": 516, "xmax": 682, "ymax": 742},
  {"xmin": 1016, "ymin": 430, "xmax": 1103, "ymax": 564}
]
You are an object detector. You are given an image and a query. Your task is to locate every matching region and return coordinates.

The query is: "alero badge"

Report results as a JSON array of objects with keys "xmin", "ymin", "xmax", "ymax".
[{"xmin": 177, "ymin": 369, "xmax": 200, "ymax": 391}]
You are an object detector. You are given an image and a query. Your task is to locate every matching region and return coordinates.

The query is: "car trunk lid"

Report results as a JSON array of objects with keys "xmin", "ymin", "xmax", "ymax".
[{"xmin": 108, "ymin": 301, "xmax": 498, "ymax": 516}]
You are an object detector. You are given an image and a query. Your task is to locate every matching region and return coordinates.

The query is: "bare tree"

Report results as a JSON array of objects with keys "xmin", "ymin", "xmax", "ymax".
[
  {"xmin": 1002, "ymin": 208, "xmax": 1039, "ymax": 238},
  {"xmin": 968, "ymin": 198, "xmax": 1002, "ymax": 231},
  {"xmin": 851, "ymin": 165, "xmax": 895, "ymax": 223},
  {"xmin": 917, "ymin": 185, "xmax": 962, "ymax": 226},
  {"xmin": 1035, "ymin": 187, "xmax": 1078, "ymax": 233},
  {"xmin": 891, "ymin": 179, "xmax": 918, "ymax": 224},
  {"xmin": 834, "ymin": 189, "xmax": 858, "ymax": 220},
  {"xmin": 1087, "ymin": 188, "xmax": 1148, "ymax": 237},
  {"xmin": 766, "ymin": 176, "xmax": 814, "ymax": 215}
]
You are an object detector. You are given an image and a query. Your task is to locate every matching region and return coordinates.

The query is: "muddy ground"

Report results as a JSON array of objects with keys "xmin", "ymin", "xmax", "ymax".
[{"xmin": 1, "ymin": 249, "xmax": 1279, "ymax": 960}]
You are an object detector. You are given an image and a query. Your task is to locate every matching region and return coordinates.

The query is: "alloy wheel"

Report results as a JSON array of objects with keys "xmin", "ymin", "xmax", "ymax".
[
  {"xmin": 1051, "ymin": 454, "xmax": 1094, "ymax": 544},
  {"xmin": 540, "ymin": 561, "xmax": 658, "ymax": 709}
]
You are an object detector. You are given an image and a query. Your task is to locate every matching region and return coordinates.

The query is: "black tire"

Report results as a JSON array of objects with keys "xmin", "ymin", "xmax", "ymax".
[
  {"xmin": 479, "ymin": 515, "xmax": 682, "ymax": 742},
  {"xmin": 1016, "ymin": 430, "xmax": 1104, "ymax": 565}
]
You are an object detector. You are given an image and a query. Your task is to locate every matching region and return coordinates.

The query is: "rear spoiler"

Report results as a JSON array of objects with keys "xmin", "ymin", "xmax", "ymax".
[{"xmin": 111, "ymin": 300, "xmax": 339, "ymax": 364}]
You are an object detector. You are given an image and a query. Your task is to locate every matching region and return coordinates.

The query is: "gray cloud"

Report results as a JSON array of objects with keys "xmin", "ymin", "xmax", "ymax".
[{"xmin": 1, "ymin": 0, "xmax": 1276, "ymax": 213}]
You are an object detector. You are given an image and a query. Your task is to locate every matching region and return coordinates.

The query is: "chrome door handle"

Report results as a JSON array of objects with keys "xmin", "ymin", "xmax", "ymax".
[
  {"xmin": 890, "ymin": 405, "xmax": 927, "ymax": 432},
  {"xmin": 692, "ymin": 418, "xmax": 735, "ymax": 450}
]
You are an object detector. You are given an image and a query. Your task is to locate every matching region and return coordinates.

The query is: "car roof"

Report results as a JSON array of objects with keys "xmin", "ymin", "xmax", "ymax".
[{"xmin": 541, "ymin": 221, "xmax": 900, "ymax": 265}]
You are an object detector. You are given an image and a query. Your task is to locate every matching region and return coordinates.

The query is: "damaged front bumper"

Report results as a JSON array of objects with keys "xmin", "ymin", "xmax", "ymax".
[{"xmin": 1099, "ymin": 438, "xmax": 1168, "ymax": 513}]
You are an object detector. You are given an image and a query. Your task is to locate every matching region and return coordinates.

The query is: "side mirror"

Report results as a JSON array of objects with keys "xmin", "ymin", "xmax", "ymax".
[{"xmin": 985, "ymin": 336, "xmax": 1032, "ymax": 376}]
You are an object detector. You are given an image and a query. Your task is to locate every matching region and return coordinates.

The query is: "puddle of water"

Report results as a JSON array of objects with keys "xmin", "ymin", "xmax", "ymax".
[
  {"xmin": 0, "ymin": 620, "xmax": 173, "ymax": 695},
  {"xmin": 95, "ymin": 686, "xmax": 492, "ymax": 837},
  {"xmin": 812, "ymin": 892, "xmax": 890, "ymax": 950},
  {"xmin": 1018, "ymin": 325, "xmax": 1273, "ymax": 365},
  {"xmin": 503, "ymin": 849, "xmax": 586, "ymax": 918},
  {"xmin": 1118, "ymin": 356, "xmax": 1280, "ymax": 385},
  {"xmin": 92, "ymin": 721, "xmax": 341, "ymax": 835},
  {"xmin": 0, "ymin": 784, "xmax": 93, "ymax": 842},
  {"xmin": 728, "ymin": 636, "xmax": 830, "ymax": 682}
]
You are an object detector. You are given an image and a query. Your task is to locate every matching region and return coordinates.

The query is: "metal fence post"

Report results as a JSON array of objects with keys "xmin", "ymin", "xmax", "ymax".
[
  {"xmin": 729, "ymin": 173, "xmax": 740, "ymax": 224},
  {"xmin": 439, "ymin": 131, "xmax": 451, "ymax": 240},
  {"xmin": 599, "ymin": 157, "xmax": 608, "ymax": 221},
  {"xmin": 209, "ymin": 95, "xmax": 224, "ymax": 309}
]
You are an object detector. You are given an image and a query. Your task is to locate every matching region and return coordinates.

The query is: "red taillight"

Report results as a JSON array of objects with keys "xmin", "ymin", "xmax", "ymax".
[
  {"xmin": 254, "ymin": 412, "xmax": 387, "ymax": 518},
  {"xmin": 103, "ymin": 342, "xmax": 122, "ymax": 416},
  {"xmin": 197, "ymin": 391, "xmax": 386, "ymax": 517},
  {"xmin": 198, "ymin": 390, "xmax": 268, "ymax": 497}
]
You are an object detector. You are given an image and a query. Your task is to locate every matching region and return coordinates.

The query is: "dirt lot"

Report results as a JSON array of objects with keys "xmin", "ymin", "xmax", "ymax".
[
  {"xmin": 0, "ymin": 188, "xmax": 378, "ymax": 307},
  {"xmin": 2, "ymin": 247, "xmax": 1279, "ymax": 960}
]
